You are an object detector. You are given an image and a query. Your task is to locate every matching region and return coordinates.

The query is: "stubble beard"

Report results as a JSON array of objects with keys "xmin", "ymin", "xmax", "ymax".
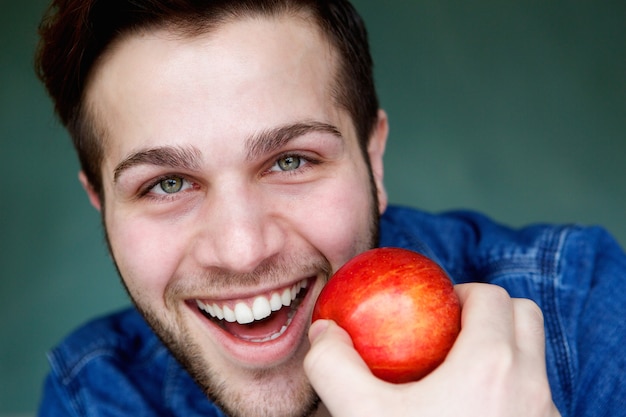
[
  {"xmin": 137, "ymin": 300, "xmax": 321, "ymax": 417},
  {"xmin": 134, "ymin": 253, "xmax": 328, "ymax": 417},
  {"xmin": 104, "ymin": 178, "xmax": 381, "ymax": 417}
]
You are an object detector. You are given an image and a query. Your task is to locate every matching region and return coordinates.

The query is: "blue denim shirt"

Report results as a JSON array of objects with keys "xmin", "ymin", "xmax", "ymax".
[{"xmin": 38, "ymin": 206, "xmax": 626, "ymax": 416}]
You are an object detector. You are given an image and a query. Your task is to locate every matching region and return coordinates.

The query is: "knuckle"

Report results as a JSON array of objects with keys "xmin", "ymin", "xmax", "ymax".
[
  {"xmin": 515, "ymin": 298, "xmax": 544, "ymax": 324},
  {"xmin": 514, "ymin": 298, "xmax": 546, "ymax": 339},
  {"xmin": 487, "ymin": 284, "xmax": 513, "ymax": 303},
  {"xmin": 479, "ymin": 284, "xmax": 513, "ymax": 309}
]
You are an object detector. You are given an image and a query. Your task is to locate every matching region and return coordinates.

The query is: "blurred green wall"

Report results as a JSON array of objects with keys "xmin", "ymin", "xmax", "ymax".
[{"xmin": 1, "ymin": 0, "xmax": 624, "ymax": 414}]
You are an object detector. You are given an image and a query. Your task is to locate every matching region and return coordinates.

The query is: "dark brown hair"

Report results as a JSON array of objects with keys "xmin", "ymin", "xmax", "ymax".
[{"xmin": 35, "ymin": 0, "xmax": 379, "ymax": 197}]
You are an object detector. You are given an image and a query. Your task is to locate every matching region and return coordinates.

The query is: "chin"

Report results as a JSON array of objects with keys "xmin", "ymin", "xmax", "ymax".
[
  {"xmin": 132, "ymin": 278, "xmax": 324, "ymax": 417},
  {"xmin": 173, "ymin": 325, "xmax": 320, "ymax": 417},
  {"xmin": 208, "ymin": 359, "xmax": 321, "ymax": 417}
]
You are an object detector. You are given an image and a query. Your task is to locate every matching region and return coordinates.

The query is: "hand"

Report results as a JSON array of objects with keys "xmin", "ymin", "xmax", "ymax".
[{"xmin": 304, "ymin": 283, "xmax": 562, "ymax": 417}]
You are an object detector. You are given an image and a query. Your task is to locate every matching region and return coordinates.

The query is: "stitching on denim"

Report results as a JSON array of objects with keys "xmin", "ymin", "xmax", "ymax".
[
  {"xmin": 539, "ymin": 226, "xmax": 574, "ymax": 416},
  {"xmin": 60, "ymin": 348, "xmax": 119, "ymax": 385}
]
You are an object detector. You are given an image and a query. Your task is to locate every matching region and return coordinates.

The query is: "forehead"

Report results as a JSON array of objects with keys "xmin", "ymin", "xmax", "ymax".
[{"xmin": 85, "ymin": 14, "xmax": 344, "ymax": 156}]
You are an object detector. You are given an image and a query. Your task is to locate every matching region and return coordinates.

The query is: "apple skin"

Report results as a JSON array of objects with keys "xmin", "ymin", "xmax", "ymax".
[{"xmin": 312, "ymin": 247, "xmax": 461, "ymax": 383}]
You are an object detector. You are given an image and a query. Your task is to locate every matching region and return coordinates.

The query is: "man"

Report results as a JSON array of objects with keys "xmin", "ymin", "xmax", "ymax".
[{"xmin": 35, "ymin": 1, "xmax": 625, "ymax": 416}]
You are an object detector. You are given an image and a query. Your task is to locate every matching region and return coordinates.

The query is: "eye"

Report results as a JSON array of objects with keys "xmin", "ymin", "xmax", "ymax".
[
  {"xmin": 150, "ymin": 176, "xmax": 191, "ymax": 195},
  {"xmin": 272, "ymin": 155, "xmax": 303, "ymax": 172}
]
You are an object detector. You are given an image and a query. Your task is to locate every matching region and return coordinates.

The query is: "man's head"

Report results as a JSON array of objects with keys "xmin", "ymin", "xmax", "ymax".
[{"xmin": 36, "ymin": 1, "xmax": 388, "ymax": 416}]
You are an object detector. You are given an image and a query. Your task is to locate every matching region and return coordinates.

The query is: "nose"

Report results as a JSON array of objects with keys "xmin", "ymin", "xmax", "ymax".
[{"xmin": 192, "ymin": 183, "xmax": 285, "ymax": 274}]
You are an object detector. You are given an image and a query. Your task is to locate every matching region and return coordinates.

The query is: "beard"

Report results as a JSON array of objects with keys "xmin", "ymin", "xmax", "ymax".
[
  {"xmin": 104, "ymin": 173, "xmax": 381, "ymax": 417},
  {"xmin": 138, "ymin": 315, "xmax": 322, "ymax": 417},
  {"xmin": 135, "ymin": 254, "xmax": 328, "ymax": 417}
]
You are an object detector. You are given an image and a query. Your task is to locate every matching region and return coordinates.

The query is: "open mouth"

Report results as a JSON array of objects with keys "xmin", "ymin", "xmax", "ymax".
[{"xmin": 195, "ymin": 278, "xmax": 310, "ymax": 343}]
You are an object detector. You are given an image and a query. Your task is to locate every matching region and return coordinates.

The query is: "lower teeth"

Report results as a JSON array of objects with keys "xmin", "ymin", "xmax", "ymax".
[{"xmin": 247, "ymin": 306, "xmax": 298, "ymax": 343}]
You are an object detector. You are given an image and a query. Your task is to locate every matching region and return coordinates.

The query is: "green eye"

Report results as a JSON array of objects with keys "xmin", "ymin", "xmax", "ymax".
[
  {"xmin": 159, "ymin": 177, "xmax": 184, "ymax": 193},
  {"xmin": 277, "ymin": 155, "xmax": 301, "ymax": 171}
]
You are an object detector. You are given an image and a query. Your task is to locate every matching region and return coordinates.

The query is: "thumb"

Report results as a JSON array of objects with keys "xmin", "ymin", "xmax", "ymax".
[{"xmin": 304, "ymin": 320, "xmax": 383, "ymax": 415}]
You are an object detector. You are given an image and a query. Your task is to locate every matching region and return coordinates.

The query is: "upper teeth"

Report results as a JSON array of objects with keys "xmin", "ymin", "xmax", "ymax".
[{"xmin": 196, "ymin": 279, "xmax": 308, "ymax": 325}]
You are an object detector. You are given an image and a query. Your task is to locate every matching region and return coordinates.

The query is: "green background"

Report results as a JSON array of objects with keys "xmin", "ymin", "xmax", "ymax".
[{"xmin": 1, "ymin": 1, "xmax": 624, "ymax": 414}]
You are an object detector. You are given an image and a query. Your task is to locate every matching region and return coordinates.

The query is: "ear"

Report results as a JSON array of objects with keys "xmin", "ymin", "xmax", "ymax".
[
  {"xmin": 367, "ymin": 109, "xmax": 389, "ymax": 215},
  {"xmin": 78, "ymin": 171, "xmax": 102, "ymax": 212}
]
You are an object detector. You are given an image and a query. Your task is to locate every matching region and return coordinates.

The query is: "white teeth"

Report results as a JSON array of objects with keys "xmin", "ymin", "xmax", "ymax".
[
  {"xmin": 223, "ymin": 305, "xmax": 236, "ymax": 322},
  {"xmin": 197, "ymin": 300, "xmax": 219, "ymax": 318},
  {"xmin": 281, "ymin": 288, "xmax": 292, "ymax": 306},
  {"xmin": 270, "ymin": 293, "xmax": 283, "ymax": 311},
  {"xmin": 252, "ymin": 296, "xmax": 272, "ymax": 321},
  {"xmin": 204, "ymin": 303, "xmax": 215, "ymax": 317},
  {"xmin": 234, "ymin": 302, "xmax": 255, "ymax": 324},
  {"xmin": 197, "ymin": 278, "xmax": 309, "ymax": 325},
  {"xmin": 213, "ymin": 303, "xmax": 224, "ymax": 320}
]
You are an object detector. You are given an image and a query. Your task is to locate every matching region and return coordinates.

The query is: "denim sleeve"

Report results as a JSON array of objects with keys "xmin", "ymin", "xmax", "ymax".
[
  {"xmin": 38, "ymin": 371, "xmax": 78, "ymax": 417},
  {"xmin": 556, "ymin": 227, "xmax": 626, "ymax": 417},
  {"xmin": 34, "ymin": 308, "xmax": 226, "ymax": 417}
]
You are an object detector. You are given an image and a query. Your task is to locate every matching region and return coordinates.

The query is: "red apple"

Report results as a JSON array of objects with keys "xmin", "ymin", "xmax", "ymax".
[{"xmin": 312, "ymin": 247, "xmax": 461, "ymax": 383}]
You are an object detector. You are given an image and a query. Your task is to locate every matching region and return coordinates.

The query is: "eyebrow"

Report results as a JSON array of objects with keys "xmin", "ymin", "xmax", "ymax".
[
  {"xmin": 113, "ymin": 145, "xmax": 202, "ymax": 183},
  {"xmin": 112, "ymin": 122, "xmax": 342, "ymax": 182},
  {"xmin": 245, "ymin": 121, "xmax": 342, "ymax": 161}
]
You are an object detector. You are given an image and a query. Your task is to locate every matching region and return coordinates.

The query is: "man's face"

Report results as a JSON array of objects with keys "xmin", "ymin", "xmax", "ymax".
[{"xmin": 84, "ymin": 15, "xmax": 387, "ymax": 417}]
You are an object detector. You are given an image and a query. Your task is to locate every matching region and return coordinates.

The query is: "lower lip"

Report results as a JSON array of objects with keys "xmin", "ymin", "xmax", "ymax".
[{"xmin": 189, "ymin": 279, "xmax": 317, "ymax": 367}]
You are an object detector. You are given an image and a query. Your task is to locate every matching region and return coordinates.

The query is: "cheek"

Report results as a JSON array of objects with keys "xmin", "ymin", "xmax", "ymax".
[
  {"xmin": 292, "ymin": 174, "xmax": 376, "ymax": 272},
  {"xmin": 106, "ymin": 214, "xmax": 184, "ymax": 302}
]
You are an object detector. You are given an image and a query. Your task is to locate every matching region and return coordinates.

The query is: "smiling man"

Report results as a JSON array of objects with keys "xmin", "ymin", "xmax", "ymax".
[
  {"xmin": 81, "ymin": 15, "xmax": 385, "ymax": 416},
  {"xmin": 35, "ymin": 1, "xmax": 625, "ymax": 417},
  {"xmin": 37, "ymin": 2, "xmax": 386, "ymax": 415}
]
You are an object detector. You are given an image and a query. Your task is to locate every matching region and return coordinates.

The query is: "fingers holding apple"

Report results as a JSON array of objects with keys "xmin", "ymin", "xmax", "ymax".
[
  {"xmin": 304, "ymin": 319, "xmax": 388, "ymax": 416},
  {"xmin": 307, "ymin": 257, "xmax": 561, "ymax": 417}
]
